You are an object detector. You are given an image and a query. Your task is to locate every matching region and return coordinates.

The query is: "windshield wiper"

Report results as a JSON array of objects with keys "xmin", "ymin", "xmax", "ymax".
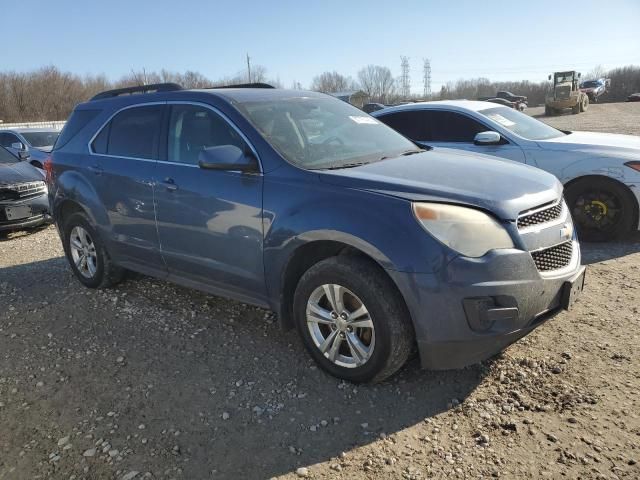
[
  {"xmin": 379, "ymin": 148, "xmax": 424, "ymax": 161},
  {"xmin": 323, "ymin": 162, "xmax": 368, "ymax": 170}
]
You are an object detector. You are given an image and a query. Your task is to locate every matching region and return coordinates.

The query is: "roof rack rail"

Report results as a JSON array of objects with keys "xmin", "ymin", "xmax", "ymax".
[
  {"xmin": 90, "ymin": 83, "xmax": 183, "ymax": 101},
  {"xmin": 212, "ymin": 83, "xmax": 275, "ymax": 89}
]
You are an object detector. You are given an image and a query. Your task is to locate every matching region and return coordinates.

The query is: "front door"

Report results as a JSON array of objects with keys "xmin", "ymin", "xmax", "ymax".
[{"xmin": 154, "ymin": 103, "xmax": 265, "ymax": 302}]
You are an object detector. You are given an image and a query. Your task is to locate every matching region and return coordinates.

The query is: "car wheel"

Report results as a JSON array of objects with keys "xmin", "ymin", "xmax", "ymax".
[
  {"xmin": 572, "ymin": 102, "xmax": 580, "ymax": 114},
  {"xmin": 565, "ymin": 177, "xmax": 637, "ymax": 242},
  {"xmin": 62, "ymin": 212, "xmax": 124, "ymax": 288},
  {"xmin": 293, "ymin": 256, "xmax": 414, "ymax": 383}
]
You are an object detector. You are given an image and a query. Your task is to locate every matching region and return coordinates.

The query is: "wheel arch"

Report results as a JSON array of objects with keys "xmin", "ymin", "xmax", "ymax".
[{"xmin": 277, "ymin": 239, "xmax": 412, "ymax": 332}]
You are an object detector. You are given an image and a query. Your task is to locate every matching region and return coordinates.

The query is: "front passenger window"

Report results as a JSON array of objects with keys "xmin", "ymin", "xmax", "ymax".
[
  {"xmin": 431, "ymin": 111, "xmax": 487, "ymax": 142},
  {"xmin": 168, "ymin": 105, "xmax": 246, "ymax": 165}
]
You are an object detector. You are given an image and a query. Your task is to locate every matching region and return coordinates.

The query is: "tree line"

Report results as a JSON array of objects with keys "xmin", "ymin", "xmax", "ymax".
[{"xmin": 1, "ymin": 64, "xmax": 639, "ymax": 123}]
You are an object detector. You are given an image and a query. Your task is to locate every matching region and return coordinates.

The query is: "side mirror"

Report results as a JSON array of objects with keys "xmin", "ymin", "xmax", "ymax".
[
  {"xmin": 474, "ymin": 131, "xmax": 502, "ymax": 146},
  {"xmin": 18, "ymin": 150, "xmax": 30, "ymax": 160},
  {"xmin": 11, "ymin": 142, "xmax": 26, "ymax": 150},
  {"xmin": 197, "ymin": 145, "xmax": 258, "ymax": 173}
]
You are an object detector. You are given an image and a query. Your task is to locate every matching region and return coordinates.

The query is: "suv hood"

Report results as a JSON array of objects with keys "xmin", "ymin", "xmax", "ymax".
[
  {"xmin": 318, "ymin": 149, "xmax": 561, "ymax": 221},
  {"xmin": 538, "ymin": 131, "xmax": 640, "ymax": 155},
  {"xmin": 0, "ymin": 161, "xmax": 45, "ymax": 186}
]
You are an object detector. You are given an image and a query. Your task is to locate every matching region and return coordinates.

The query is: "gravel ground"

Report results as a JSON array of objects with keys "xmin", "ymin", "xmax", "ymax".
[{"xmin": 1, "ymin": 103, "xmax": 639, "ymax": 480}]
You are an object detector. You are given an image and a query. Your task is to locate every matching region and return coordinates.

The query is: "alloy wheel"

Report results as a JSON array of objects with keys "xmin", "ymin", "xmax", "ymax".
[
  {"xmin": 69, "ymin": 226, "xmax": 98, "ymax": 278},
  {"xmin": 306, "ymin": 284, "xmax": 375, "ymax": 368}
]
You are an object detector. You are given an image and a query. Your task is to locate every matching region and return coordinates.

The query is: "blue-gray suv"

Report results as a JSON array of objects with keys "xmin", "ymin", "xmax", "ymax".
[{"xmin": 48, "ymin": 83, "xmax": 585, "ymax": 382}]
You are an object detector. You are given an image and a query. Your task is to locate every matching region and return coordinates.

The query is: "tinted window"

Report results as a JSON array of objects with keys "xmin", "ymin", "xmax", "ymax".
[
  {"xmin": 55, "ymin": 110, "xmax": 100, "ymax": 150},
  {"xmin": 92, "ymin": 123, "xmax": 109, "ymax": 154},
  {"xmin": 430, "ymin": 111, "xmax": 487, "ymax": 142},
  {"xmin": 0, "ymin": 132, "xmax": 20, "ymax": 147},
  {"xmin": 168, "ymin": 104, "xmax": 246, "ymax": 165},
  {"xmin": 101, "ymin": 105, "xmax": 164, "ymax": 159},
  {"xmin": 377, "ymin": 110, "xmax": 434, "ymax": 141}
]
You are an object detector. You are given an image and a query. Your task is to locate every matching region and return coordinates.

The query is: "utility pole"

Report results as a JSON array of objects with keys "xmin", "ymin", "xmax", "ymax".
[
  {"xmin": 423, "ymin": 59, "xmax": 431, "ymax": 98},
  {"xmin": 246, "ymin": 53, "xmax": 252, "ymax": 83},
  {"xmin": 400, "ymin": 56, "xmax": 410, "ymax": 99}
]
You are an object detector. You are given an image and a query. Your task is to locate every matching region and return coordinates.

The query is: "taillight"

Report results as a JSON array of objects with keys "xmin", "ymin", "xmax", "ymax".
[{"xmin": 43, "ymin": 155, "xmax": 54, "ymax": 185}]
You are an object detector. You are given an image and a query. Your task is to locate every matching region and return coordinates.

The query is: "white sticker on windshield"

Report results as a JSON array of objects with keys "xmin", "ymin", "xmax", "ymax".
[
  {"xmin": 487, "ymin": 113, "xmax": 516, "ymax": 127},
  {"xmin": 349, "ymin": 115, "xmax": 379, "ymax": 125}
]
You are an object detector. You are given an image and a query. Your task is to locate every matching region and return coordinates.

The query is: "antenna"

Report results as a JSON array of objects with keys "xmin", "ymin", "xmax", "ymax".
[
  {"xmin": 423, "ymin": 58, "xmax": 431, "ymax": 98},
  {"xmin": 400, "ymin": 56, "xmax": 410, "ymax": 98}
]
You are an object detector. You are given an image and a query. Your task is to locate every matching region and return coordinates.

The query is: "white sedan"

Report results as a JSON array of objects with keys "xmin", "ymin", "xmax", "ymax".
[{"xmin": 372, "ymin": 101, "xmax": 640, "ymax": 241}]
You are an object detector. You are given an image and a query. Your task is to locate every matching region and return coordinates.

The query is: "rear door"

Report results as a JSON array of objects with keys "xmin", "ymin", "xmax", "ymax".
[
  {"xmin": 89, "ymin": 103, "xmax": 165, "ymax": 272},
  {"xmin": 154, "ymin": 102, "xmax": 265, "ymax": 303}
]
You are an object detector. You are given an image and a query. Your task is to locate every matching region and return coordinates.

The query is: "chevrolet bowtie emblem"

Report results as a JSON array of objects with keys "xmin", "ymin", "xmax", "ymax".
[{"xmin": 560, "ymin": 223, "xmax": 573, "ymax": 240}]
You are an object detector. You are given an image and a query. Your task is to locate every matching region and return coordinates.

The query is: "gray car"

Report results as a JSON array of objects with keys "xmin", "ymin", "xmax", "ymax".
[{"xmin": 0, "ymin": 128, "xmax": 61, "ymax": 169}]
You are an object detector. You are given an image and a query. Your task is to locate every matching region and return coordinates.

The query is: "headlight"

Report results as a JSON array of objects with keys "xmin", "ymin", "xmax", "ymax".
[{"xmin": 412, "ymin": 203, "xmax": 515, "ymax": 257}]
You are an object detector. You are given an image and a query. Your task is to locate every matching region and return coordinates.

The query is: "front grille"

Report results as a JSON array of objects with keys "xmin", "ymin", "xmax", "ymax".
[
  {"xmin": 518, "ymin": 202, "xmax": 563, "ymax": 229},
  {"xmin": 531, "ymin": 241, "xmax": 573, "ymax": 272},
  {"xmin": 0, "ymin": 181, "xmax": 46, "ymax": 201}
]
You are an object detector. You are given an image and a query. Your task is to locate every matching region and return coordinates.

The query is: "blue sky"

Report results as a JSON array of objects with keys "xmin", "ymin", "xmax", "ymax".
[{"xmin": 5, "ymin": 0, "xmax": 640, "ymax": 92}]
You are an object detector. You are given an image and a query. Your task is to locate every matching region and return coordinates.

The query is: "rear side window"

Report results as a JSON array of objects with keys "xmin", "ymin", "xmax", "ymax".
[
  {"xmin": 377, "ymin": 111, "xmax": 433, "ymax": 141},
  {"xmin": 92, "ymin": 105, "xmax": 164, "ymax": 159},
  {"xmin": 430, "ymin": 111, "xmax": 487, "ymax": 142},
  {"xmin": 55, "ymin": 109, "xmax": 100, "ymax": 150}
]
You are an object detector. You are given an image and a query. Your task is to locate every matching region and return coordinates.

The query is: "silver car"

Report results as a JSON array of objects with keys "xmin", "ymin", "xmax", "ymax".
[
  {"xmin": 0, "ymin": 128, "xmax": 60, "ymax": 169},
  {"xmin": 373, "ymin": 100, "xmax": 640, "ymax": 241}
]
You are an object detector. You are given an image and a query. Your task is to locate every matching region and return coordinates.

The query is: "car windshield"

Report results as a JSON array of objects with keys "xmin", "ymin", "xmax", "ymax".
[
  {"xmin": 581, "ymin": 81, "xmax": 601, "ymax": 88},
  {"xmin": 21, "ymin": 131, "xmax": 60, "ymax": 148},
  {"xmin": 235, "ymin": 96, "xmax": 419, "ymax": 169},
  {"xmin": 479, "ymin": 106, "xmax": 565, "ymax": 141},
  {"xmin": 0, "ymin": 146, "xmax": 18, "ymax": 164}
]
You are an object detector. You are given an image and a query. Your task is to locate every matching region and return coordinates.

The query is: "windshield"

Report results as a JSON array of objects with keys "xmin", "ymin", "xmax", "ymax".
[
  {"xmin": 581, "ymin": 81, "xmax": 601, "ymax": 88},
  {"xmin": 479, "ymin": 106, "xmax": 565, "ymax": 141},
  {"xmin": 554, "ymin": 73, "xmax": 575, "ymax": 83},
  {"xmin": 235, "ymin": 97, "xmax": 418, "ymax": 169},
  {"xmin": 0, "ymin": 146, "xmax": 18, "ymax": 164},
  {"xmin": 21, "ymin": 131, "xmax": 60, "ymax": 148}
]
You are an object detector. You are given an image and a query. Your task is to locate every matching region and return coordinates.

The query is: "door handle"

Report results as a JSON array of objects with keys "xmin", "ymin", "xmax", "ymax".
[
  {"xmin": 160, "ymin": 177, "xmax": 178, "ymax": 191},
  {"xmin": 88, "ymin": 165, "xmax": 103, "ymax": 175}
]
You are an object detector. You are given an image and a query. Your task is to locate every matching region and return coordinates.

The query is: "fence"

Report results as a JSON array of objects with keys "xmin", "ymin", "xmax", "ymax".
[{"xmin": 0, "ymin": 120, "xmax": 66, "ymax": 130}]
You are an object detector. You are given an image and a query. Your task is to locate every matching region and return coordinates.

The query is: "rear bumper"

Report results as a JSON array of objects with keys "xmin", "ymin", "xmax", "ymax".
[{"xmin": 387, "ymin": 245, "xmax": 584, "ymax": 370}]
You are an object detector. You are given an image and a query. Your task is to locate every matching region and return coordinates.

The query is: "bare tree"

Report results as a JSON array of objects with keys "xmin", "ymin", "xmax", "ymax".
[
  {"xmin": 311, "ymin": 71, "xmax": 356, "ymax": 93},
  {"xmin": 357, "ymin": 65, "xmax": 395, "ymax": 103}
]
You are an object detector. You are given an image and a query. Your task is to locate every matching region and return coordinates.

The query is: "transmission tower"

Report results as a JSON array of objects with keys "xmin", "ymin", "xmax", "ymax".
[
  {"xmin": 423, "ymin": 58, "xmax": 431, "ymax": 98},
  {"xmin": 400, "ymin": 56, "xmax": 410, "ymax": 98}
]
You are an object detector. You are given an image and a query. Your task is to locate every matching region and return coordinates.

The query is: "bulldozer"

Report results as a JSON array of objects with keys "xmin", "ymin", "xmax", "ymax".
[{"xmin": 545, "ymin": 71, "xmax": 589, "ymax": 115}]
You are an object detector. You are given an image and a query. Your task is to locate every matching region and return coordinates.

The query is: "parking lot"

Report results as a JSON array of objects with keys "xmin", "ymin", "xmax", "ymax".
[{"xmin": 1, "ymin": 102, "xmax": 639, "ymax": 480}]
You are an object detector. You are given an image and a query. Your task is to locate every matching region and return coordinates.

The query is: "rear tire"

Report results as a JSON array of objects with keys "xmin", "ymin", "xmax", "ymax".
[
  {"xmin": 565, "ymin": 177, "xmax": 637, "ymax": 242},
  {"xmin": 572, "ymin": 102, "xmax": 580, "ymax": 114},
  {"xmin": 62, "ymin": 212, "xmax": 124, "ymax": 288},
  {"xmin": 293, "ymin": 256, "xmax": 414, "ymax": 383}
]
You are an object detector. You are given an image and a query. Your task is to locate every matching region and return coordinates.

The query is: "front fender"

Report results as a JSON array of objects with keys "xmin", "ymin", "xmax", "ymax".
[{"xmin": 262, "ymin": 172, "xmax": 452, "ymax": 309}]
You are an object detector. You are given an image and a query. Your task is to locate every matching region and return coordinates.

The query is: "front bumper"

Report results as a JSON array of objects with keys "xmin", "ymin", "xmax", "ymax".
[
  {"xmin": 387, "ymin": 244, "xmax": 584, "ymax": 370},
  {"xmin": 0, "ymin": 194, "xmax": 51, "ymax": 232}
]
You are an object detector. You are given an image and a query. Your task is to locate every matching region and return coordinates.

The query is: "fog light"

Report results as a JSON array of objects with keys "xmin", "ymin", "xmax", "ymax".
[{"xmin": 463, "ymin": 297, "xmax": 519, "ymax": 332}]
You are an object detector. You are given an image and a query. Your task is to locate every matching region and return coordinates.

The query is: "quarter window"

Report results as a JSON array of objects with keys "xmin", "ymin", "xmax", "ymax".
[{"xmin": 168, "ymin": 104, "xmax": 246, "ymax": 165}]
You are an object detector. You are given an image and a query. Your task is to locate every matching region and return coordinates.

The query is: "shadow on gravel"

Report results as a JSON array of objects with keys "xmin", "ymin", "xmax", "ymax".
[
  {"xmin": 0, "ymin": 257, "xmax": 492, "ymax": 479},
  {"xmin": 0, "ymin": 224, "xmax": 51, "ymax": 242},
  {"xmin": 580, "ymin": 231, "xmax": 640, "ymax": 264}
]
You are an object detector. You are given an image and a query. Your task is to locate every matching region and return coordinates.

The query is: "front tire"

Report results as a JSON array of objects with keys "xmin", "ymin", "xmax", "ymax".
[
  {"xmin": 62, "ymin": 212, "xmax": 124, "ymax": 288},
  {"xmin": 565, "ymin": 177, "xmax": 637, "ymax": 242},
  {"xmin": 293, "ymin": 256, "xmax": 414, "ymax": 383}
]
